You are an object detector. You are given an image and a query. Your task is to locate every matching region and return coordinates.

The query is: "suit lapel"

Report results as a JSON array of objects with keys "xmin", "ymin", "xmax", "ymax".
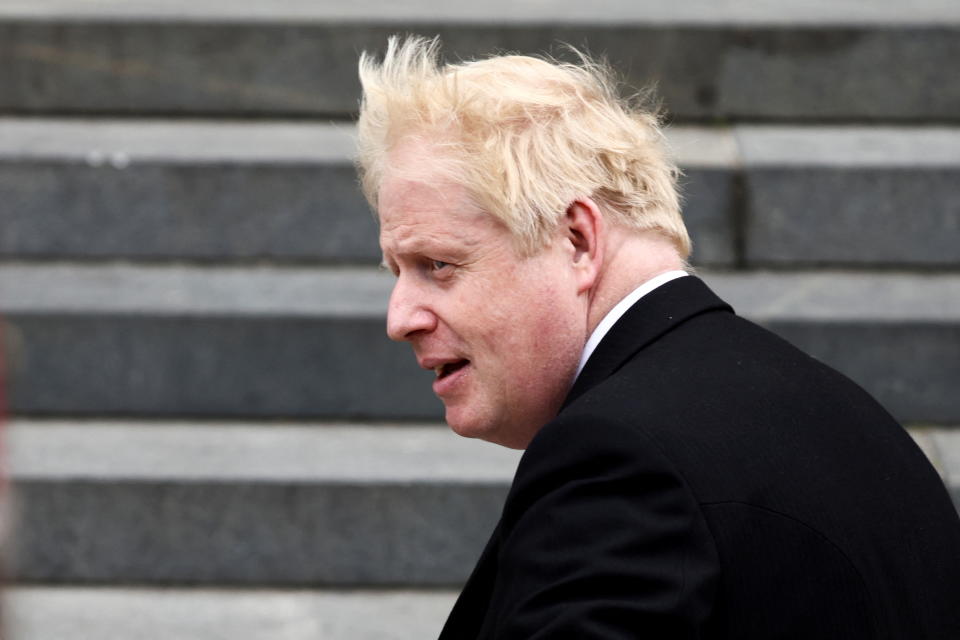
[{"xmin": 564, "ymin": 276, "xmax": 733, "ymax": 409}]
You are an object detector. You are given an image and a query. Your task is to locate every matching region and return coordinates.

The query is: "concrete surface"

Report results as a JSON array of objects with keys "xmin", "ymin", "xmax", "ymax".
[
  {"xmin": 2, "ymin": 420, "xmax": 954, "ymax": 585},
  {"xmin": 2, "ymin": 267, "xmax": 958, "ymax": 421},
  {"xmin": 2, "ymin": 121, "xmax": 956, "ymax": 266},
  {"xmin": 1, "ymin": 20, "xmax": 956, "ymax": 120},
  {"xmin": 5, "ymin": 423, "xmax": 516, "ymax": 584},
  {"xmin": 4, "ymin": 586, "xmax": 457, "ymax": 640},
  {"xmin": 3, "ymin": 264, "xmax": 959, "ymax": 319},
  {"xmin": 2, "ymin": 0, "xmax": 958, "ymax": 25},
  {"xmin": 6, "ymin": 420, "xmax": 520, "ymax": 482}
]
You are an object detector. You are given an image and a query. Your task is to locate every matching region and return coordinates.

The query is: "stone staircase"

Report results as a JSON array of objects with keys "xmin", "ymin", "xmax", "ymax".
[{"xmin": 1, "ymin": 2, "xmax": 958, "ymax": 638}]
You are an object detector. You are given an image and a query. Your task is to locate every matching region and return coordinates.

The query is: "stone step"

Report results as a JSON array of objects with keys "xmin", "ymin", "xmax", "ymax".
[
  {"xmin": 4, "ymin": 585, "xmax": 457, "ymax": 639},
  {"xmin": 4, "ymin": 419, "xmax": 955, "ymax": 586},
  {"xmin": 1, "ymin": 265, "xmax": 958, "ymax": 423},
  {"xmin": 6, "ymin": 420, "xmax": 521, "ymax": 585},
  {"xmin": 1, "ymin": 1, "xmax": 957, "ymax": 121},
  {"xmin": 0, "ymin": 119, "xmax": 378, "ymax": 265},
  {"xmin": 1, "ymin": 120, "xmax": 958, "ymax": 267}
]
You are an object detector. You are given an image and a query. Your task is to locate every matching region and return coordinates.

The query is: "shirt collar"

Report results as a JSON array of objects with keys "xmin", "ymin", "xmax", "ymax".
[{"xmin": 574, "ymin": 270, "xmax": 689, "ymax": 380}]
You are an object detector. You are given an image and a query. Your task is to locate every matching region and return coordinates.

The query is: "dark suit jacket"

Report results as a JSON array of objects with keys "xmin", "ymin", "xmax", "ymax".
[{"xmin": 439, "ymin": 276, "xmax": 960, "ymax": 639}]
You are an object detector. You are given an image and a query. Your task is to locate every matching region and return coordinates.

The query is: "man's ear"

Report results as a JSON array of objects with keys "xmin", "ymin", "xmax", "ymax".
[{"xmin": 564, "ymin": 197, "xmax": 604, "ymax": 295}]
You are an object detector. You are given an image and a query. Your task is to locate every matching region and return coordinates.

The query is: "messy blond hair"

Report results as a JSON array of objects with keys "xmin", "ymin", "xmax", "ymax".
[{"xmin": 356, "ymin": 36, "xmax": 690, "ymax": 257}]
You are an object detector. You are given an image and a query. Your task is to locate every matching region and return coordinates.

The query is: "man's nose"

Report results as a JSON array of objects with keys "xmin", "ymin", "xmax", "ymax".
[{"xmin": 386, "ymin": 277, "xmax": 437, "ymax": 341}]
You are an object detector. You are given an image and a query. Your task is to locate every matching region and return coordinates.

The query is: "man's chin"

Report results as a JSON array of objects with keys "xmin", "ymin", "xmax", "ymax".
[
  {"xmin": 446, "ymin": 411, "xmax": 533, "ymax": 450},
  {"xmin": 445, "ymin": 412, "xmax": 486, "ymax": 440},
  {"xmin": 445, "ymin": 406, "xmax": 497, "ymax": 441}
]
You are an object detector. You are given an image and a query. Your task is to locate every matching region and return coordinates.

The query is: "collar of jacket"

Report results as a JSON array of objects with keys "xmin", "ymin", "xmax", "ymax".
[{"xmin": 563, "ymin": 275, "xmax": 734, "ymax": 409}]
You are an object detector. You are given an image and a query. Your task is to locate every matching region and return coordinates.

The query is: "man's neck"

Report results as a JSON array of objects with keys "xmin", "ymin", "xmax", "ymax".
[
  {"xmin": 575, "ymin": 269, "xmax": 688, "ymax": 380},
  {"xmin": 584, "ymin": 230, "xmax": 687, "ymax": 339}
]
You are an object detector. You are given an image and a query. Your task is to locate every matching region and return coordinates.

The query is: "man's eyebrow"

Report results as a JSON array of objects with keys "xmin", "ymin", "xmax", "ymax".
[{"xmin": 388, "ymin": 237, "xmax": 454, "ymax": 259}]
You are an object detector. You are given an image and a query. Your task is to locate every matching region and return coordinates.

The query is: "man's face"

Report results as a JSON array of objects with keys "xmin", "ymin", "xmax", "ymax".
[{"xmin": 378, "ymin": 143, "xmax": 587, "ymax": 449}]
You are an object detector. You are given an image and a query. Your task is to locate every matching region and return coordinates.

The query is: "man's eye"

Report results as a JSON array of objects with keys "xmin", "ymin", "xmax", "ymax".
[{"xmin": 431, "ymin": 260, "xmax": 452, "ymax": 271}]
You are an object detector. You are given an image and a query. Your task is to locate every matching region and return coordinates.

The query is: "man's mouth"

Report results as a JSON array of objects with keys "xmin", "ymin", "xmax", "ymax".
[{"xmin": 435, "ymin": 360, "xmax": 470, "ymax": 379}]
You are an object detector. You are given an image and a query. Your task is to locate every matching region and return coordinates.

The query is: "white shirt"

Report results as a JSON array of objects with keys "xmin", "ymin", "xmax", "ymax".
[{"xmin": 574, "ymin": 270, "xmax": 689, "ymax": 380}]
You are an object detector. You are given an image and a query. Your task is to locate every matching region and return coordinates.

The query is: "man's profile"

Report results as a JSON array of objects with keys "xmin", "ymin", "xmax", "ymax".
[{"xmin": 356, "ymin": 36, "xmax": 960, "ymax": 638}]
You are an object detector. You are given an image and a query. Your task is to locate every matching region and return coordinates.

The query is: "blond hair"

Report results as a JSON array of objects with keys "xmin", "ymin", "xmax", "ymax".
[{"xmin": 356, "ymin": 36, "xmax": 690, "ymax": 257}]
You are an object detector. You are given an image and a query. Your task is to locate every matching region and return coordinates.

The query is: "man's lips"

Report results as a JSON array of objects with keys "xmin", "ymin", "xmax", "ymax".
[
  {"xmin": 432, "ymin": 361, "xmax": 469, "ymax": 396},
  {"xmin": 436, "ymin": 360, "xmax": 469, "ymax": 380},
  {"xmin": 419, "ymin": 357, "xmax": 471, "ymax": 397},
  {"xmin": 419, "ymin": 357, "xmax": 471, "ymax": 379}
]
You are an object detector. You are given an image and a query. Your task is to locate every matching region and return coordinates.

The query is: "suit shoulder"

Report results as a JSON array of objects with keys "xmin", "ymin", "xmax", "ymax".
[{"xmin": 511, "ymin": 408, "xmax": 700, "ymax": 520}]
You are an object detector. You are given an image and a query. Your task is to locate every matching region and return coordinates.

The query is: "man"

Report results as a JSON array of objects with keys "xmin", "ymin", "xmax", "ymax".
[{"xmin": 356, "ymin": 37, "xmax": 960, "ymax": 638}]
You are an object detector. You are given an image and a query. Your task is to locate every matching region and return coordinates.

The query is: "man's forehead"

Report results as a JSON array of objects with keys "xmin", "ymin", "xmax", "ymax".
[
  {"xmin": 377, "ymin": 136, "xmax": 518, "ymax": 255},
  {"xmin": 379, "ymin": 179, "xmax": 483, "ymax": 246},
  {"xmin": 378, "ymin": 151, "xmax": 485, "ymax": 229},
  {"xmin": 378, "ymin": 170, "xmax": 450, "ymax": 210},
  {"xmin": 379, "ymin": 198, "xmax": 487, "ymax": 245},
  {"xmin": 380, "ymin": 146, "xmax": 459, "ymax": 200},
  {"xmin": 379, "ymin": 175, "xmax": 472, "ymax": 232}
]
